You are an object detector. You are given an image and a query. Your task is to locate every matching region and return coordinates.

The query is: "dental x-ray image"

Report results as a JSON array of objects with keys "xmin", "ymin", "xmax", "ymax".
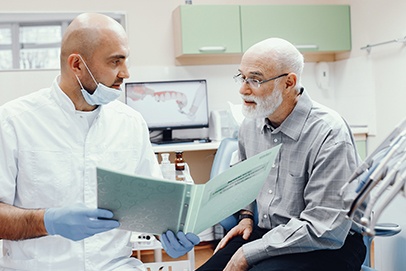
[{"xmin": 125, "ymin": 79, "xmax": 209, "ymax": 143}]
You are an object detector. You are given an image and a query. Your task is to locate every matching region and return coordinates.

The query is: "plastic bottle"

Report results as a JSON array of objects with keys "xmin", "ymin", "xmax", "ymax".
[{"xmin": 160, "ymin": 153, "xmax": 175, "ymax": 180}]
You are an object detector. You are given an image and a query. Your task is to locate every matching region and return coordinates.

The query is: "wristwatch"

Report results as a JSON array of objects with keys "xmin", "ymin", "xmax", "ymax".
[{"xmin": 238, "ymin": 213, "xmax": 254, "ymax": 223}]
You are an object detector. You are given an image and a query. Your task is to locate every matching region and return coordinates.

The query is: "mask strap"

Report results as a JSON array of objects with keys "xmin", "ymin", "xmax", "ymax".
[
  {"xmin": 74, "ymin": 74, "xmax": 85, "ymax": 89},
  {"xmin": 77, "ymin": 54, "xmax": 99, "ymax": 86}
]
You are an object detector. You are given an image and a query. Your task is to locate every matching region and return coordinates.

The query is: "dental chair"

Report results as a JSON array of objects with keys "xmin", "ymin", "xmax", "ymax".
[
  {"xmin": 210, "ymin": 137, "xmax": 239, "ymax": 180},
  {"xmin": 210, "ymin": 137, "xmax": 239, "ymax": 235},
  {"xmin": 210, "ymin": 137, "xmax": 402, "ymax": 271},
  {"xmin": 361, "ymin": 223, "xmax": 401, "ymax": 271}
]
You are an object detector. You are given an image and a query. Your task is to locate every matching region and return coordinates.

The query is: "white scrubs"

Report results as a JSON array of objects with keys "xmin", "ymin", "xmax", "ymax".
[{"xmin": 0, "ymin": 77, "xmax": 162, "ymax": 271}]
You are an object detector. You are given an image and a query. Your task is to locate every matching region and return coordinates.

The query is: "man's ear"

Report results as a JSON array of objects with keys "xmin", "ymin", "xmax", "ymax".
[
  {"xmin": 285, "ymin": 73, "xmax": 297, "ymax": 90},
  {"xmin": 68, "ymin": 54, "xmax": 82, "ymax": 74}
]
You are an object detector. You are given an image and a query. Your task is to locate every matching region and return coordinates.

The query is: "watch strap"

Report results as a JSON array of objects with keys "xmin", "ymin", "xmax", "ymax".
[{"xmin": 238, "ymin": 213, "xmax": 254, "ymax": 223}]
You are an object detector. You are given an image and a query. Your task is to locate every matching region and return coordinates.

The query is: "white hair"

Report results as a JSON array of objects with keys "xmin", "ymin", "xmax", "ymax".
[{"xmin": 246, "ymin": 38, "xmax": 304, "ymax": 91}]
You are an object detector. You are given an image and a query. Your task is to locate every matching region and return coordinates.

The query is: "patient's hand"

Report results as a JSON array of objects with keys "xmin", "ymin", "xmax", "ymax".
[{"xmin": 214, "ymin": 219, "xmax": 253, "ymax": 254}]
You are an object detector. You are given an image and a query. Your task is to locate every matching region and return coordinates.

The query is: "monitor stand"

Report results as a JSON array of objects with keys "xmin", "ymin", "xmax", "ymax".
[
  {"xmin": 161, "ymin": 129, "xmax": 173, "ymax": 142},
  {"xmin": 150, "ymin": 129, "xmax": 210, "ymax": 145},
  {"xmin": 151, "ymin": 129, "xmax": 180, "ymax": 145}
]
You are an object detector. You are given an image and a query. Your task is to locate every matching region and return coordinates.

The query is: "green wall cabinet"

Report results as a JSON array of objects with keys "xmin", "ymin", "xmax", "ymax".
[
  {"xmin": 173, "ymin": 5, "xmax": 242, "ymax": 56},
  {"xmin": 355, "ymin": 139, "xmax": 367, "ymax": 160},
  {"xmin": 240, "ymin": 5, "xmax": 351, "ymax": 53},
  {"xmin": 173, "ymin": 5, "xmax": 351, "ymax": 64}
]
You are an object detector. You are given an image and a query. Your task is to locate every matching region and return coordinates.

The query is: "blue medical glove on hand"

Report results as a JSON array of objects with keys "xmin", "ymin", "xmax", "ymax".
[
  {"xmin": 161, "ymin": 230, "xmax": 200, "ymax": 258},
  {"xmin": 44, "ymin": 204, "xmax": 120, "ymax": 241}
]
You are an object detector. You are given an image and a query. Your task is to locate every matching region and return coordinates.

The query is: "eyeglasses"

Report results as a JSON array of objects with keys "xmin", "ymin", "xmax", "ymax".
[{"xmin": 233, "ymin": 73, "xmax": 289, "ymax": 89}]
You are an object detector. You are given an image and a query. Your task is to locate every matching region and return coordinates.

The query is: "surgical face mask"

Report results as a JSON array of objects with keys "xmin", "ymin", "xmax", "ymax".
[{"xmin": 75, "ymin": 55, "xmax": 122, "ymax": 105}]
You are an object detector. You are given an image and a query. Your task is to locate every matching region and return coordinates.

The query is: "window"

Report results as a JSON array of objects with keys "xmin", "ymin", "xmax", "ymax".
[
  {"xmin": 0, "ymin": 12, "xmax": 125, "ymax": 71},
  {"xmin": 0, "ymin": 25, "xmax": 12, "ymax": 70},
  {"xmin": 19, "ymin": 24, "xmax": 62, "ymax": 70}
]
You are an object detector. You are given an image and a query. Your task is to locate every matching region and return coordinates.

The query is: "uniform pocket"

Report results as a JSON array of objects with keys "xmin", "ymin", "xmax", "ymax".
[
  {"xmin": 98, "ymin": 149, "xmax": 140, "ymax": 172},
  {"xmin": 17, "ymin": 150, "xmax": 74, "ymax": 207}
]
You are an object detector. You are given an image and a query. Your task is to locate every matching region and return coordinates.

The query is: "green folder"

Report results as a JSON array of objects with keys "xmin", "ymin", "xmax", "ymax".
[{"xmin": 97, "ymin": 144, "xmax": 281, "ymax": 235}]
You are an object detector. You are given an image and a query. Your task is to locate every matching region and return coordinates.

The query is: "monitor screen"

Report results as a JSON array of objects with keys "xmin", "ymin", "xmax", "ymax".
[{"xmin": 125, "ymin": 79, "xmax": 209, "ymax": 142}]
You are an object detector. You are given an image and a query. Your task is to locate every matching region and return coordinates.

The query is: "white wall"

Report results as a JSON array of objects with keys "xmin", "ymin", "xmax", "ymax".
[
  {"xmin": 0, "ymin": 0, "xmax": 349, "ymax": 112},
  {"xmin": 1, "ymin": 0, "xmax": 406, "ymax": 270},
  {"xmin": 0, "ymin": 0, "xmax": 349, "ymax": 138},
  {"xmin": 344, "ymin": 1, "xmax": 406, "ymax": 270}
]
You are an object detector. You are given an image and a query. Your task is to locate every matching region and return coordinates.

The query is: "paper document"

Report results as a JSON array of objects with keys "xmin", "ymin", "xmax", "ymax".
[{"xmin": 97, "ymin": 144, "xmax": 281, "ymax": 235}]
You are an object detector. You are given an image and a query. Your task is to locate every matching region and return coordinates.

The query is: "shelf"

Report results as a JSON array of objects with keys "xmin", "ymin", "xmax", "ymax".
[{"xmin": 152, "ymin": 140, "xmax": 221, "ymax": 153}]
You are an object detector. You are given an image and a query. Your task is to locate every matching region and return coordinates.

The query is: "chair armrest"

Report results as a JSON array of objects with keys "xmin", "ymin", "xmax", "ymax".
[{"xmin": 374, "ymin": 223, "xmax": 401, "ymax": 237}]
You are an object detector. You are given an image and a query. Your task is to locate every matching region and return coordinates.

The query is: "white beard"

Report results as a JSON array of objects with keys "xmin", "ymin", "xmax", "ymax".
[{"xmin": 241, "ymin": 87, "xmax": 283, "ymax": 119}]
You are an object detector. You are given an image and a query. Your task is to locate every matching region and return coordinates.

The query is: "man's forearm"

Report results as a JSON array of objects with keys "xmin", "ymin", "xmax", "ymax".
[{"xmin": 0, "ymin": 202, "xmax": 48, "ymax": 240}]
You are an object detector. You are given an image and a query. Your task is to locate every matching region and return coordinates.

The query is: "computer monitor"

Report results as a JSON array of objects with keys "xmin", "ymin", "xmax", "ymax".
[{"xmin": 125, "ymin": 79, "xmax": 209, "ymax": 144}]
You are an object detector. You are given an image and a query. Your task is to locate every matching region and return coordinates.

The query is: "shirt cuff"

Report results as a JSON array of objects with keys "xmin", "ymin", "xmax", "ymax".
[
  {"xmin": 242, "ymin": 238, "xmax": 269, "ymax": 266},
  {"xmin": 243, "ymin": 202, "xmax": 256, "ymax": 214}
]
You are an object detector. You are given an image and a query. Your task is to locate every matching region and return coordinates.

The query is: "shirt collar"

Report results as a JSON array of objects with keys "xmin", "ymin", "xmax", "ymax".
[
  {"xmin": 256, "ymin": 90, "xmax": 313, "ymax": 141},
  {"xmin": 50, "ymin": 75, "xmax": 101, "ymax": 116},
  {"xmin": 50, "ymin": 76, "xmax": 78, "ymax": 114}
]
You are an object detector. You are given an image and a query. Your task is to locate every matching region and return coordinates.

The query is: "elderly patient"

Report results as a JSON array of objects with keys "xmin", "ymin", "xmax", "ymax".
[{"xmin": 196, "ymin": 37, "xmax": 366, "ymax": 271}]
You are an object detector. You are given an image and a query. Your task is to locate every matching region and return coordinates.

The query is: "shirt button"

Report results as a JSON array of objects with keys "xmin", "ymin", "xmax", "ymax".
[
  {"xmin": 268, "ymin": 189, "xmax": 273, "ymax": 194},
  {"xmin": 273, "ymin": 138, "xmax": 278, "ymax": 143},
  {"xmin": 272, "ymin": 163, "xmax": 276, "ymax": 168},
  {"xmin": 263, "ymin": 214, "xmax": 268, "ymax": 219}
]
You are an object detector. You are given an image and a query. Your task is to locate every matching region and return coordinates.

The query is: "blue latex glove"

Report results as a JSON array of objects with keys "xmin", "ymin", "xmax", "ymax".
[
  {"xmin": 161, "ymin": 230, "xmax": 200, "ymax": 258},
  {"xmin": 44, "ymin": 204, "xmax": 120, "ymax": 241}
]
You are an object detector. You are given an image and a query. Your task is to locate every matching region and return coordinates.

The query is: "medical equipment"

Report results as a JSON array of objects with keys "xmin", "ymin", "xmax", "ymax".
[
  {"xmin": 340, "ymin": 117, "xmax": 406, "ymax": 196},
  {"xmin": 125, "ymin": 79, "xmax": 210, "ymax": 144},
  {"xmin": 342, "ymin": 117, "xmax": 406, "ymax": 236},
  {"xmin": 130, "ymin": 232, "xmax": 196, "ymax": 271}
]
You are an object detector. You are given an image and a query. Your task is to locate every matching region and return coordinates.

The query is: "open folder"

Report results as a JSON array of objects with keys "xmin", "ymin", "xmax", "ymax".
[{"xmin": 97, "ymin": 144, "xmax": 281, "ymax": 235}]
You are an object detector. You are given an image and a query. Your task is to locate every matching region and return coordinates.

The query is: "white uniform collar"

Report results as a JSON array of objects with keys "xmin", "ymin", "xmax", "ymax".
[
  {"xmin": 50, "ymin": 76, "xmax": 79, "ymax": 114},
  {"xmin": 51, "ymin": 75, "xmax": 101, "ymax": 117}
]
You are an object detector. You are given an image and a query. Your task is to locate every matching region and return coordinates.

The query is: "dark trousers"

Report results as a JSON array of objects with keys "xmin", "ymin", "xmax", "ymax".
[{"xmin": 197, "ymin": 228, "xmax": 366, "ymax": 271}]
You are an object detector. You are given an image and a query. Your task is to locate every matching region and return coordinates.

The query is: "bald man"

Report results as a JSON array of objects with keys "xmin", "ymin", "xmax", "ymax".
[
  {"xmin": 196, "ymin": 38, "xmax": 366, "ymax": 271},
  {"xmin": 0, "ymin": 13, "xmax": 198, "ymax": 270}
]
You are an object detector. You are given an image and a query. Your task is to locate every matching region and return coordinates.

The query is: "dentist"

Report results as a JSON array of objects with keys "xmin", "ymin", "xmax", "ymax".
[{"xmin": 0, "ymin": 12, "xmax": 198, "ymax": 271}]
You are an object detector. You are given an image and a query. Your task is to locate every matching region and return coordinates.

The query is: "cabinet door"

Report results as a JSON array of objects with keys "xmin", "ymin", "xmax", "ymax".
[
  {"xmin": 240, "ymin": 5, "xmax": 351, "ymax": 52},
  {"xmin": 175, "ymin": 5, "xmax": 242, "ymax": 55},
  {"xmin": 355, "ymin": 140, "xmax": 367, "ymax": 160}
]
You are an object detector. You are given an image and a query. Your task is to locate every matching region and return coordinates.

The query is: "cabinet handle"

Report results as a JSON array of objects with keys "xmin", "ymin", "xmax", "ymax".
[
  {"xmin": 198, "ymin": 46, "xmax": 227, "ymax": 53},
  {"xmin": 294, "ymin": 45, "xmax": 319, "ymax": 50}
]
